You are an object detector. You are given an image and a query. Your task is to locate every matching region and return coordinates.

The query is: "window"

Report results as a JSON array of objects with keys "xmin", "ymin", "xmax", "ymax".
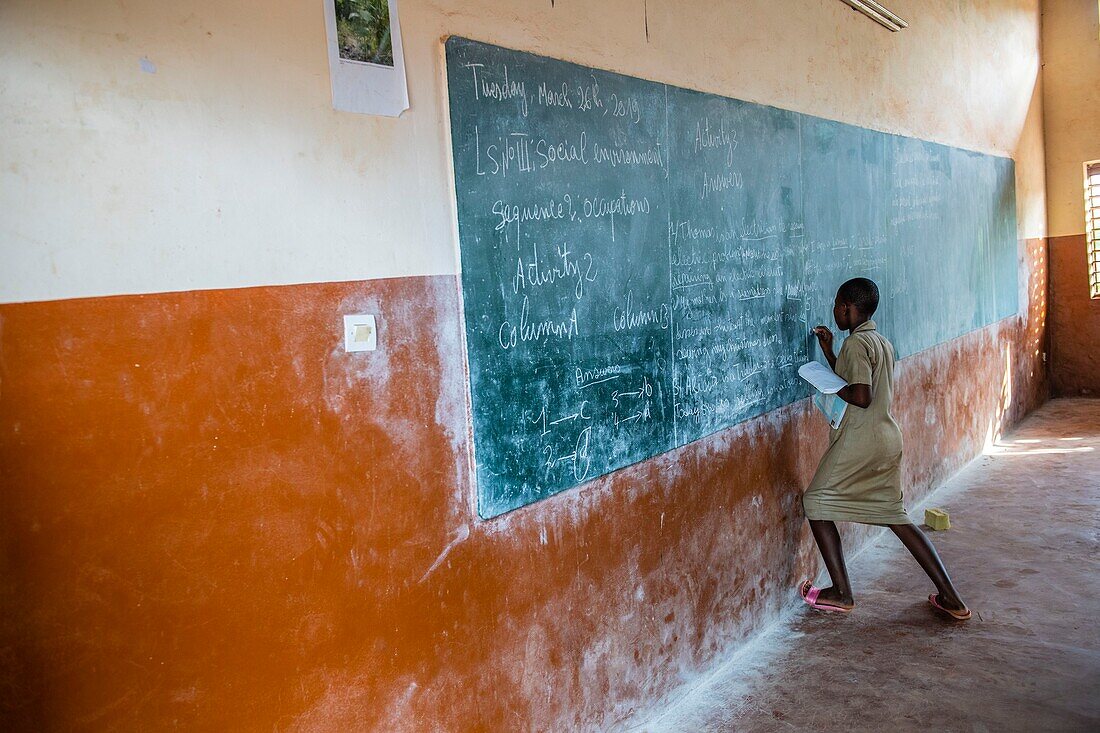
[{"xmin": 1087, "ymin": 161, "xmax": 1100, "ymax": 299}]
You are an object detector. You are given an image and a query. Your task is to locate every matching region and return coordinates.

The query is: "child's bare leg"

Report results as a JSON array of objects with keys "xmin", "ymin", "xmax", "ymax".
[
  {"xmin": 889, "ymin": 524, "xmax": 967, "ymax": 611},
  {"xmin": 808, "ymin": 520, "xmax": 854, "ymax": 606}
]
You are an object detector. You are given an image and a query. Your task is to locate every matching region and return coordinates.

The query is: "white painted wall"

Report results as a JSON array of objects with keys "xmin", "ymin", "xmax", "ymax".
[
  {"xmin": 1, "ymin": 0, "xmax": 1045, "ymax": 304},
  {"xmin": 1042, "ymin": 0, "xmax": 1100, "ymax": 238}
]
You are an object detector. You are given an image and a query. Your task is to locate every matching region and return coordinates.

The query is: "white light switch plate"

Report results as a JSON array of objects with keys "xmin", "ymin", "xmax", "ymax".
[{"xmin": 343, "ymin": 314, "xmax": 377, "ymax": 352}]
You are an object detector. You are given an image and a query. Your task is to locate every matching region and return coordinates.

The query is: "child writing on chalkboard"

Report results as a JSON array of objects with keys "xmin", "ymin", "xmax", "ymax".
[{"xmin": 800, "ymin": 278, "xmax": 970, "ymax": 620}]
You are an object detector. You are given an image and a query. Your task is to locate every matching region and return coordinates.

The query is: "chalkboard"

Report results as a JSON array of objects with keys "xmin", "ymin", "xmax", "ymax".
[{"xmin": 445, "ymin": 37, "xmax": 1018, "ymax": 518}]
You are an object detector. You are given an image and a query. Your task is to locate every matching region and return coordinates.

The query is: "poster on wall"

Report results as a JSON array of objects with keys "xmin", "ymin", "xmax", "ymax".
[{"xmin": 323, "ymin": 0, "xmax": 409, "ymax": 116}]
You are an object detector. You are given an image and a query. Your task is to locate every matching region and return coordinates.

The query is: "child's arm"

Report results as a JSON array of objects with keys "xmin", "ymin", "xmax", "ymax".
[
  {"xmin": 812, "ymin": 326, "xmax": 839, "ymax": 370},
  {"xmin": 837, "ymin": 383, "xmax": 872, "ymax": 409},
  {"xmin": 813, "ymin": 327, "xmax": 872, "ymax": 409}
]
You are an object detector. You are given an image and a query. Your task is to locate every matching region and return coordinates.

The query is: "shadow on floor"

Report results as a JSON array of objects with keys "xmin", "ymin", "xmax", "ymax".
[{"xmin": 639, "ymin": 399, "xmax": 1100, "ymax": 733}]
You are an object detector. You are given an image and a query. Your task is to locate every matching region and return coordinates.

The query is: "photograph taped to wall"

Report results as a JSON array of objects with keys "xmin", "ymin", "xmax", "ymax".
[
  {"xmin": 335, "ymin": 0, "xmax": 393, "ymax": 65},
  {"xmin": 323, "ymin": 0, "xmax": 408, "ymax": 116}
]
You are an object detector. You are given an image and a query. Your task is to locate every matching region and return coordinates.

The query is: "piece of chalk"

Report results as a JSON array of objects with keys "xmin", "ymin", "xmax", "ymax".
[{"xmin": 924, "ymin": 508, "xmax": 951, "ymax": 531}]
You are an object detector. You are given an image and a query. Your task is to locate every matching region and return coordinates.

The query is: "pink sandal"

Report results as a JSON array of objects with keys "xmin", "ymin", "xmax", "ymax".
[
  {"xmin": 799, "ymin": 580, "xmax": 853, "ymax": 613},
  {"xmin": 928, "ymin": 593, "xmax": 972, "ymax": 621}
]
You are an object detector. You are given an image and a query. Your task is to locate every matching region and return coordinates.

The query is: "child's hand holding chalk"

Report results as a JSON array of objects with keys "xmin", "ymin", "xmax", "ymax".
[{"xmin": 812, "ymin": 326, "xmax": 834, "ymax": 351}]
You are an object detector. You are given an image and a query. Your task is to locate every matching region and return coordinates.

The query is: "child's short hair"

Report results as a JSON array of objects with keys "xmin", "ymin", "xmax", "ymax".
[{"xmin": 838, "ymin": 277, "xmax": 880, "ymax": 316}]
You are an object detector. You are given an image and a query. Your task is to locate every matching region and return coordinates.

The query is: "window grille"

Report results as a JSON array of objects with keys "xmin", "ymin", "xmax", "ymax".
[{"xmin": 1087, "ymin": 160, "xmax": 1100, "ymax": 299}]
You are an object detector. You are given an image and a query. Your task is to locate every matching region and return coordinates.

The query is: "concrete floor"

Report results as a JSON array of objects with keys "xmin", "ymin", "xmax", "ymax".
[{"xmin": 642, "ymin": 399, "xmax": 1100, "ymax": 733}]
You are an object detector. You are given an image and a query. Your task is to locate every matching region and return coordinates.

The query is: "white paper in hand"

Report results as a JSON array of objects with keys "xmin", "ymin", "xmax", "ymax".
[
  {"xmin": 798, "ymin": 361, "xmax": 848, "ymax": 394},
  {"xmin": 812, "ymin": 393, "xmax": 847, "ymax": 429},
  {"xmin": 799, "ymin": 361, "xmax": 849, "ymax": 429}
]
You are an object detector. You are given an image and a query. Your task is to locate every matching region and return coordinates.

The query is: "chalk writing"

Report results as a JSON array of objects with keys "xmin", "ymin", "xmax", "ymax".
[{"xmin": 447, "ymin": 37, "xmax": 1018, "ymax": 518}]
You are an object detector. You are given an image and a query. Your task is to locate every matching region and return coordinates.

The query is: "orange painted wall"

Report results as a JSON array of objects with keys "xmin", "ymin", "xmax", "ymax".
[
  {"xmin": 1049, "ymin": 234, "xmax": 1100, "ymax": 397},
  {"xmin": 0, "ymin": 241, "xmax": 1048, "ymax": 730}
]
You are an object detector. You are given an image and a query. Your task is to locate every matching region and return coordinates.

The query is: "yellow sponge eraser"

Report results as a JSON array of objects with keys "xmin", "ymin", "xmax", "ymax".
[{"xmin": 925, "ymin": 508, "xmax": 951, "ymax": 531}]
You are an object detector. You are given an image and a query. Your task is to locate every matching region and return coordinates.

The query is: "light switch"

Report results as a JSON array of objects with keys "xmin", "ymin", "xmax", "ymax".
[
  {"xmin": 353, "ymin": 324, "xmax": 373, "ymax": 342},
  {"xmin": 344, "ymin": 314, "xmax": 377, "ymax": 352}
]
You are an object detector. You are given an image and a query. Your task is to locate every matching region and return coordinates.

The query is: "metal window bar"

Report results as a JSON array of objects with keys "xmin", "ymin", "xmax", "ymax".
[{"xmin": 1088, "ymin": 161, "xmax": 1100, "ymax": 299}]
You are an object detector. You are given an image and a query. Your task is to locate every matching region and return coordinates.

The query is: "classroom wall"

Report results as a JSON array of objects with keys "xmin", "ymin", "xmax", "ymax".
[
  {"xmin": 1, "ymin": 0, "xmax": 1047, "ymax": 305},
  {"xmin": 1042, "ymin": 0, "xmax": 1100, "ymax": 238},
  {"xmin": 1050, "ymin": 235, "xmax": 1099, "ymax": 396},
  {"xmin": 1042, "ymin": 0, "xmax": 1100, "ymax": 397},
  {"xmin": 0, "ymin": 1, "xmax": 1049, "ymax": 730}
]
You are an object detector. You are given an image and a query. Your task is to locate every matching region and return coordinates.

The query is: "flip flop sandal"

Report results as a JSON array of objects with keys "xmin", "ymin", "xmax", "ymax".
[
  {"xmin": 928, "ymin": 593, "xmax": 972, "ymax": 621},
  {"xmin": 799, "ymin": 580, "xmax": 853, "ymax": 613}
]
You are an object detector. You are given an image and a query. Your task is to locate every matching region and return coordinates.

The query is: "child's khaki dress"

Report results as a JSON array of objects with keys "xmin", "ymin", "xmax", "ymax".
[{"xmin": 803, "ymin": 320, "xmax": 911, "ymax": 525}]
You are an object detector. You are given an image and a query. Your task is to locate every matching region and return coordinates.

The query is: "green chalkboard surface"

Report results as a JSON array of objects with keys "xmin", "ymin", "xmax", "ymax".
[{"xmin": 445, "ymin": 38, "xmax": 1018, "ymax": 518}]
